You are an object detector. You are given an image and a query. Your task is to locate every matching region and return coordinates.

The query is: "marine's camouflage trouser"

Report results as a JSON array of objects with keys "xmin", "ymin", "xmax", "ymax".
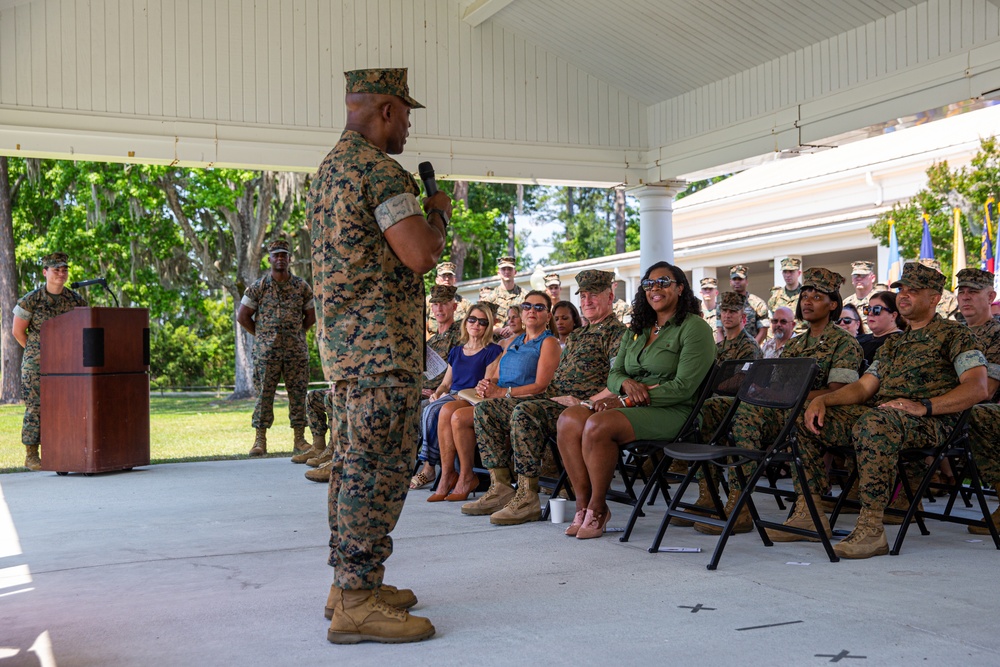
[
  {"xmin": 251, "ymin": 339, "xmax": 309, "ymax": 429},
  {"xmin": 20, "ymin": 354, "xmax": 41, "ymax": 446},
  {"xmin": 306, "ymin": 388, "xmax": 332, "ymax": 440},
  {"xmin": 327, "ymin": 373, "xmax": 420, "ymax": 590},
  {"xmin": 798, "ymin": 404, "xmax": 955, "ymax": 510},
  {"xmin": 968, "ymin": 403, "xmax": 1000, "ymax": 488},
  {"xmin": 472, "ymin": 396, "xmax": 537, "ymax": 472},
  {"xmin": 510, "ymin": 398, "xmax": 568, "ymax": 478}
]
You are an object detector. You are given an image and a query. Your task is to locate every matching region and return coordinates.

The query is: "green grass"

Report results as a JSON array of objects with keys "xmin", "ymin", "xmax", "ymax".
[{"xmin": 0, "ymin": 394, "xmax": 305, "ymax": 473}]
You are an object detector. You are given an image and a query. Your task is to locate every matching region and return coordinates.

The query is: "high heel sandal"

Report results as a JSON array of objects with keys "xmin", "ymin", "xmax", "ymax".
[
  {"xmin": 445, "ymin": 478, "xmax": 481, "ymax": 502},
  {"xmin": 564, "ymin": 509, "xmax": 587, "ymax": 536},
  {"xmin": 427, "ymin": 491, "xmax": 449, "ymax": 502},
  {"xmin": 575, "ymin": 508, "xmax": 611, "ymax": 539}
]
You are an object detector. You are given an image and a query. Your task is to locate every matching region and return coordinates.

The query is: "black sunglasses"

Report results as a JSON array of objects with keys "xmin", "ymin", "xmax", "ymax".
[
  {"xmin": 520, "ymin": 302, "xmax": 548, "ymax": 312},
  {"xmin": 837, "ymin": 317, "xmax": 857, "ymax": 325},
  {"xmin": 466, "ymin": 316, "xmax": 489, "ymax": 326},
  {"xmin": 863, "ymin": 305, "xmax": 892, "ymax": 316},
  {"xmin": 641, "ymin": 277, "xmax": 678, "ymax": 291}
]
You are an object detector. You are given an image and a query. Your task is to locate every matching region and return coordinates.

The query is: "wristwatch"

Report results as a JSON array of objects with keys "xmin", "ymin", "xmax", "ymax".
[
  {"xmin": 920, "ymin": 398, "xmax": 932, "ymax": 416},
  {"xmin": 505, "ymin": 386, "xmax": 512, "ymax": 399},
  {"xmin": 428, "ymin": 208, "xmax": 450, "ymax": 227}
]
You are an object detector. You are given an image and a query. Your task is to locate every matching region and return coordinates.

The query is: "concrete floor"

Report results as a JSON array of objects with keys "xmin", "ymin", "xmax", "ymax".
[{"xmin": 1, "ymin": 458, "xmax": 998, "ymax": 667}]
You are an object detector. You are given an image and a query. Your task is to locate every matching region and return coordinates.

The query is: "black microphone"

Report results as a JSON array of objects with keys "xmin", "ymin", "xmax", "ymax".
[
  {"xmin": 418, "ymin": 161, "xmax": 438, "ymax": 197},
  {"xmin": 70, "ymin": 278, "xmax": 107, "ymax": 289}
]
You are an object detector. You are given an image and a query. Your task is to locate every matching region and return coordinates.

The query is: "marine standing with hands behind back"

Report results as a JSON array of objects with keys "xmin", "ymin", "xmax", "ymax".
[
  {"xmin": 11, "ymin": 252, "xmax": 87, "ymax": 470},
  {"xmin": 237, "ymin": 239, "xmax": 316, "ymax": 458},
  {"xmin": 309, "ymin": 67, "xmax": 451, "ymax": 644}
]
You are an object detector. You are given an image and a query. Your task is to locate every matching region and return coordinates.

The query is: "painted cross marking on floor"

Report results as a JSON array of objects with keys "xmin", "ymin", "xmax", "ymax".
[
  {"xmin": 678, "ymin": 603, "xmax": 715, "ymax": 613},
  {"xmin": 814, "ymin": 649, "xmax": 867, "ymax": 662}
]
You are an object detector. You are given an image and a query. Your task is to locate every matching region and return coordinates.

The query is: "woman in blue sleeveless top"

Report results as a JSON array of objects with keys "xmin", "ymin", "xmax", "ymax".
[{"xmin": 431, "ymin": 291, "xmax": 561, "ymax": 501}]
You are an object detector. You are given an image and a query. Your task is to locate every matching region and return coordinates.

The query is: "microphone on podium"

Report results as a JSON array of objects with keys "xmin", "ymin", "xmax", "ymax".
[{"xmin": 70, "ymin": 278, "xmax": 107, "ymax": 289}]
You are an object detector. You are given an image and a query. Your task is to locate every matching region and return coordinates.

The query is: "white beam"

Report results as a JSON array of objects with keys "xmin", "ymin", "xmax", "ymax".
[{"xmin": 461, "ymin": 0, "xmax": 515, "ymax": 27}]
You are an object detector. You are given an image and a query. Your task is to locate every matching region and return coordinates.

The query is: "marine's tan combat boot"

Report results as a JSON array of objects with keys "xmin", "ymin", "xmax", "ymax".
[
  {"xmin": 969, "ymin": 483, "xmax": 1000, "ymax": 535},
  {"xmin": 490, "ymin": 475, "xmax": 542, "ymax": 525},
  {"xmin": 325, "ymin": 584, "xmax": 417, "ymax": 619},
  {"xmin": 248, "ymin": 428, "xmax": 267, "ymax": 457},
  {"xmin": 291, "ymin": 434, "xmax": 325, "ymax": 464},
  {"xmin": 305, "ymin": 460, "xmax": 332, "ymax": 482},
  {"xmin": 461, "ymin": 468, "xmax": 515, "ymax": 515},
  {"xmin": 307, "ymin": 445, "xmax": 333, "ymax": 468},
  {"xmin": 833, "ymin": 508, "xmax": 889, "ymax": 559},
  {"xmin": 327, "ymin": 588, "xmax": 434, "ymax": 644},
  {"xmin": 882, "ymin": 482, "xmax": 923, "ymax": 525},
  {"xmin": 292, "ymin": 427, "xmax": 310, "ymax": 455},
  {"xmin": 764, "ymin": 494, "xmax": 832, "ymax": 542},
  {"xmin": 671, "ymin": 475, "xmax": 715, "ymax": 527},
  {"xmin": 695, "ymin": 487, "xmax": 753, "ymax": 535},
  {"xmin": 24, "ymin": 445, "xmax": 41, "ymax": 471}
]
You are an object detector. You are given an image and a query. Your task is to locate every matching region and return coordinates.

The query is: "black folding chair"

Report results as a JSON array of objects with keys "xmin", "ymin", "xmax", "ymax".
[{"xmin": 647, "ymin": 358, "xmax": 832, "ymax": 570}]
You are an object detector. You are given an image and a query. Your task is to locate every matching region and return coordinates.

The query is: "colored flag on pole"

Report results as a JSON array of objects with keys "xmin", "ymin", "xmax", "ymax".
[
  {"xmin": 920, "ymin": 212, "xmax": 935, "ymax": 260},
  {"xmin": 952, "ymin": 208, "xmax": 966, "ymax": 290},
  {"xmin": 888, "ymin": 218, "xmax": 903, "ymax": 284},
  {"xmin": 983, "ymin": 198, "xmax": 996, "ymax": 273}
]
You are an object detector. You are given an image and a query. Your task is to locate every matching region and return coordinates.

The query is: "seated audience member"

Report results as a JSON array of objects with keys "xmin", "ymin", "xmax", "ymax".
[
  {"xmin": 836, "ymin": 304, "xmax": 862, "ymax": 338},
  {"xmin": 432, "ymin": 291, "xmax": 561, "ymax": 503},
  {"xmin": 502, "ymin": 305, "xmax": 524, "ymax": 342},
  {"xmin": 555, "ymin": 262, "xmax": 715, "ymax": 539},
  {"xmin": 716, "ymin": 292, "xmax": 763, "ymax": 361},
  {"xmin": 552, "ymin": 300, "xmax": 582, "ymax": 348},
  {"xmin": 799, "ymin": 262, "xmax": 987, "ymax": 559},
  {"xmin": 468, "ymin": 270, "xmax": 626, "ymax": 524},
  {"xmin": 413, "ymin": 303, "xmax": 503, "ymax": 493},
  {"xmin": 959, "ymin": 269, "xmax": 1000, "ymax": 534},
  {"xmin": 859, "ymin": 291, "xmax": 905, "ymax": 367},
  {"xmin": 761, "ymin": 306, "xmax": 795, "ymax": 358}
]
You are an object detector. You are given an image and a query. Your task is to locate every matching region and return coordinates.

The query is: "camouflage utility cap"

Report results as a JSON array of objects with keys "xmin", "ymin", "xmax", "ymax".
[
  {"xmin": 802, "ymin": 267, "xmax": 844, "ymax": 294},
  {"xmin": 719, "ymin": 291, "xmax": 747, "ymax": 311},
  {"xmin": 780, "ymin": 257, "xmax": 801, "ymax": 270},
  {"xmin": 436, "ymin": 262, "xmax": 456, "ymax": 276},
  {"xmin": 268, "ymin": 239, "xmax": 290, "ymax": 254},
  {"xmin": 891, "ymin": 262, "xmax": 946, "ymax": 293},
  {"xmin": 918, "ymin": 258, "xmax": 942, "ymax": 271},
  {"xmin": 429, "ymin": 285, "xmax": 458, "ymax": 303},
  {"xmin": 956, "ymin": 268, "xmax": 995, "ymax": 290},
  {"xmin": 700, "ymin": 277, "xmax": 718, "ymax": 289},
  {"xmin": 544, "ymin": 273, "xmax": 561, "ymax": 287},
  {"xmin": 851, "ymin": 261, "xmax": 874, "ymax": 275},
  {"xmin": 344, "ymin": 68, "xmax": 424, "ymax": 108},
  {"xmin": 730, "ymin": 265, "xmax": 748, "ymax": 279},
  {"xmin": 575, "ymin": 269, "xmax": 615, "ymax": 294},
  {"xmin": 42, "ymin": 252, "xmax": 69, "ymax": 268},
  {"xmin": 497, "ymin": 256, "xmax": 516, "ymax": 269}
]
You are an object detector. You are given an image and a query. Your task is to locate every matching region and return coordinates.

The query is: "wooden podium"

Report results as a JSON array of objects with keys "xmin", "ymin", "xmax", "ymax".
[{"xmin": 39, "ymin": 307, "xmax": 151, "ymax": 474}]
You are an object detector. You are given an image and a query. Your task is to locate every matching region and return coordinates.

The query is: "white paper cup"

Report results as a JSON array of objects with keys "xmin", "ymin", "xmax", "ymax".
[{"xmin": 549, "ymin": 498, "xmax": 568, "ymax": 523}]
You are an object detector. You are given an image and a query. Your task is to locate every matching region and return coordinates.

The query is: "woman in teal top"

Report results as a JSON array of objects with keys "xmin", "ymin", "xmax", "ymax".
[{"xmin": 556, "ymin": 261, "xmax": 716, "ymax": 539}]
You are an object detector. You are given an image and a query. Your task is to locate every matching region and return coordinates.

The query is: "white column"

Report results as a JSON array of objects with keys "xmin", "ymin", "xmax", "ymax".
[
  {"xmin": 876, "ymin": 244, "xmax": 890, "ymax": 284},
  {"xmin": 634, "ymin": 181, "xmax": 685, "ymax": 272},
  {"xmin": 691, "ymin": 266, "xmax": 717, "ymax": 287}
]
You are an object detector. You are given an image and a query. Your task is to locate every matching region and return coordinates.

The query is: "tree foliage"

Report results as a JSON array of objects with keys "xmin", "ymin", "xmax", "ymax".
[{"xmin": 539, "ymin": 186, "xmax": 639, "ymax": 264}]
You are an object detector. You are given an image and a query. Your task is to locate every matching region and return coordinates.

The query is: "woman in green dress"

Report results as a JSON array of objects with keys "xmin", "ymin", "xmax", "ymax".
[{"xmin": 556, "ymin": 261, "xmax": 716, "ymax": 539}]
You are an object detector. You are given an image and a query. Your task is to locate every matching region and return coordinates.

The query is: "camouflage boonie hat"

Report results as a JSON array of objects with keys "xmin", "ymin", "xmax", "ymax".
[
  {"xmin": 719, "ymin": 291, "xmax": 747, "ymax": 311},
  {"xmin": 729, "ymin": 265, "xmax": 748, "ymax": 279},
  {"xmin": 851, "ymin": 260, "xmax": 874, "ymax": 275},
  {"xmin": 344, "ymin": 68, "xmax": 424, "ymax": 108},
  {"xmin": 955, "ymin": 268, "xmax": 995, "ymax": 290},
  {"xmin": 575, "ymin": 269, "xmax": 615, "ymax": 294},
  {"xmin": 429, "ymin": 285, "xmax": 458, "ymax": 303},
  {"xmin": 268, "ymin": 239, "xmax": 290, "ymax": 254},
  {"xmin": 436, "ymin": 262, "xmax": 456, "ymax": 276},
  {"xmin": 891, "ymin": 261, "xmax": 946, "ymax": 293},
  {"xmin": 801, "ymin": 267, "xmax": 844, "ymax": 294},
  {"xmin": 42, "ymin": 252, "xmax": 69, "ymax": 268},
  {"xmin": 918, "ymin": 258, "xmax": 942, "ymax": 272},
  {"xmin": 699, "ymin": 277, "xmax": 718, "ymax": 289},
  {"xmin": 780, "ymin": 257, "xmax": 801, "ymax": 271},
  {"xmin": 544, "ymin": 273, "xmax": 561, "ymax": 287},
  {"xmin": 497, "ymin": 256, "xmax": 516, "ymax": 269}
]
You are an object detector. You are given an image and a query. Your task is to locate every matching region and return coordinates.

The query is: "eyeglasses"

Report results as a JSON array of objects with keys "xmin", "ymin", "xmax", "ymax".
[
  {"xmin": 641, "ymin": 277, "xmax": 678, "ymax": 291},
  {"xmin": 837, "ymin": 317, "xmax": 857, "ymax": 325},
  {"xmin": 772, "ymin": 319, "xmax": 793, "ymax": 325},
  {"xmin": 520, "ymin": 302, "xmax": 548, "ymax": 312},
  {"xmin": 466, "ymin": 316, "xmax": 489, "ymax": 326},
  {"xmin": 863, "ymin": 305, "xmax": 892, "ymax": 316}
]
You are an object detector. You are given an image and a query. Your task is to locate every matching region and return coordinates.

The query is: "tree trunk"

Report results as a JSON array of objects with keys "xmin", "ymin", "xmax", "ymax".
[
  {"xmin": 231, "ymin": 295, "xmax": 255, "ymax": 400},
  {"xmin": 0, "ymin": 157, "xmax": 23, "ymax": 404},
  {"xmin": 453, "ymin": 180, "xmax": 469, "ymax": 206},
  {"xmin": 614, "ymin": 186, "xmax": 627, "ymax": 254},
  {"xmin": 450, "ymin": 181, "xmax": 470, "ymax": 278}
]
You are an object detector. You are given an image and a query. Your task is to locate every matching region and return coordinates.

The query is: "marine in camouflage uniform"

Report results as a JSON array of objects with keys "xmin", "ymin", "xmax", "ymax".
[
  {"xmin": 954, "ymin": 268, "xmax": 1000, "ymax": 534},
  {"xmin": 768, "ymin": 257, "xmax": 805, "ymax": 335},
  {"xmin": 474, "ymin": 270, "xmax": 626, "ymax": 524},
  {"xmin": 424, "ymin": 285, "xmax": 464, "ymax": 390},
  {"xmin": 728, "ymin": 264, "xmax": 769, "ymax": 341},
  {"xmin": 424, "ymin": 262, "xmax": 469, "ymax": 335},
  {"xmin": 239, "ymin": 239, "xmax": 315, "ymax": 456},
  {"xmin": 714, "ymin": 292, "xmax": 763, "ymax": 362},
  {"xmin": 844, "ymin": 260, "xmax": 876, "ymax": 334},
  {"xmin": 308, "ymin": 67, "xmax": 447, "ymax": 642},
  {"xmin": 489, "ymin": 256, "xmax": 524, "ymax": 330},
  {"xmin": 699, "ymin": 277, "xmax": 720, "ymax": 336},
  {"xmin": 797, "ymin": 262, "xmax": 987, "ymax": 558},
  {"xmin": 11, "ymin": 252, "xmax": 87, "ymax": 470}
]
